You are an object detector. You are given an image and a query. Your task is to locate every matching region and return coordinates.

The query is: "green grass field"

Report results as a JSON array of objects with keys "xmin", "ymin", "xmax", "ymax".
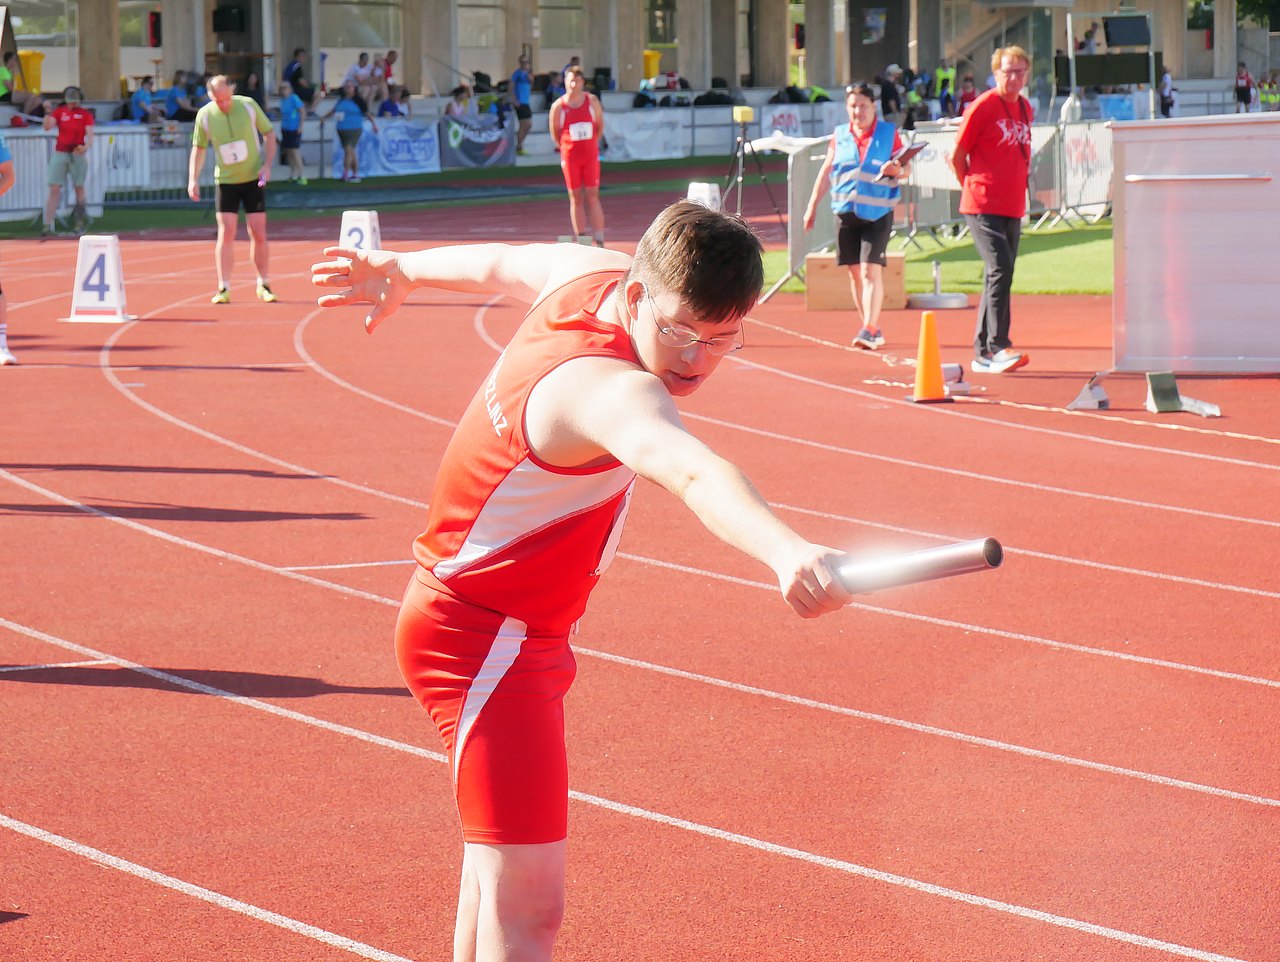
[{"xmin": 763, "ymin": 221, "xmax": 1114, "ymax": 297}]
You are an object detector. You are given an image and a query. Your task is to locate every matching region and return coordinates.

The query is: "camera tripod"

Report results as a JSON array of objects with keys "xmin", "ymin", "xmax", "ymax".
[{"xmin": 721, "ymin": 120, "xmax": 787, "ymax": 235}]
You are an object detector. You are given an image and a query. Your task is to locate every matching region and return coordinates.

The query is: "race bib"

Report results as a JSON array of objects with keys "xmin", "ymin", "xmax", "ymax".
[
  {"xmin": 218, "ymin": 139, "xmax": 250, "ymax": 165},
  {"xmin": 568, "ymin": 121, "xmax": 593, "ymax": 142}
]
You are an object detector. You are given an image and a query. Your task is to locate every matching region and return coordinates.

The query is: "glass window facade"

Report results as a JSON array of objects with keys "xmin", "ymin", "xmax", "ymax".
[{"xmin": 318, "ymin": 0, "xmax": 404, "ymax": 49}]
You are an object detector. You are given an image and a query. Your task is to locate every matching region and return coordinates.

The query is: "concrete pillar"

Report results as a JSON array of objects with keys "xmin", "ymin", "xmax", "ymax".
[
  {"xmin": 914, "ymin": 0, "xmax": 942, "ymax": 78},
  {"xmin": 755, "ymin": 0, "xmax": 790, "ymax": 88},
  {"xmin": 278, "ymin": 0, "xmax": 316, "ymax": 88},
  {"xmin": 676, "ymin": 0, "xmax": 711, "ymax": 87},
  {"xmin": 77, "ymin": 0, "xmax": 120, "ymax": 100},
  {"xmin": 421, "ymin": 0, "xmax": 458, "ymax": 96},
  {"xmin": 583, "ymin": 0, "xmax": 618, "ymax": 86},
  {"xmin": 1213, "ymin": 0, "xmax": 1237, "ymax": 79},
  {"xmin": 507, "ymin": 0, "xmax": 538, "ymax": 72},
  {"xmin": 401, "ymin": 0, "xmax": 422, "ymax": 94},
  {"xmin": 615, "ymin": 0, "xmax": 645, "ymax": 90},
  {"xmin": 804, "ymin": 0, "xmax": 836, "ymax": 89},
  {"xmin": 709, "ymin": 0, "xmax": 738, "ymax": 87},
  {"xmin": 160, "ymin": 0, "xmax": 200, "ymax": 86}
]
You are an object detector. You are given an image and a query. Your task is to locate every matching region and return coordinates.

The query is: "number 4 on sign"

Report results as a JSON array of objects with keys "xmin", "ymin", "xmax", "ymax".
[
  {"xmin": 61, "ymin": 235, "xmax": 137, "ymax": 323},
  {"xmin": 339, "ymin": 210, "xmax": 382, "ymax": 253}
]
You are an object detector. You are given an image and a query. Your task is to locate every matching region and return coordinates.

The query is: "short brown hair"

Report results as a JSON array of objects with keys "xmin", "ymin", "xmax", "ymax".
[
  {"xmin": 992, "ymin": 46, "xmax": 1030, "ymax": 73},
  {"xmin": 626, "ymin": 201, "xmax": 763, "ymax": 325},
  {"xmin": 565, "ymin": 65, "xmax": 585, "ymax": 80}
]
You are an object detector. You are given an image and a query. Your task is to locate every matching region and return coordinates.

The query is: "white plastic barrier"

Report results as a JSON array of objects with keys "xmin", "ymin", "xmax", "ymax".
[{"xmin": 1113, "ymin": 113, "xmax": 1280, "ymax": 373}]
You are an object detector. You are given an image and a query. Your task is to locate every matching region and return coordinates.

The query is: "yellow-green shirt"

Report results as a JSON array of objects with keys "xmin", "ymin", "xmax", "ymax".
[{"xmin": 192, "ymin": 95, "xmax": 273, "ymax": 184}]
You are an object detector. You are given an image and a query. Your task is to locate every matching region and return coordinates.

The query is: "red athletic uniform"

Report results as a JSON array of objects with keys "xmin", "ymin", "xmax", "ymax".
[
  {"xmin": 555, "ymin": 94, "xmax": 600, "ymax": 190},
  {"xmin": 397, "ymin": 270, "xmax": 637, "ymax": 844}
]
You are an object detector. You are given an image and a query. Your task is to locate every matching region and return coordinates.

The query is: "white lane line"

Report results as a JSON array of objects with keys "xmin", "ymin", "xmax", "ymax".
[
  {"xmin": 3, "ymin": 469, "xmax": 1277, "ymax": 808},
  {"xmin": 741, "ymin": 319, "xmax": 1280, "ymax": 455},
  {"xmin": 774, "ymin": 502, "xmax": 1280, "ymax": 601},
  {"xmin": 292, "ymin": 312, "xmax": 1280, "ymax": 594},
  {"xmin": 616, "ymin": 549, "xmax": 1280, "ymax": 692},
  {"xmin": 0, "ymin": 659, "xmax": 112, "ymax": 673},
  {"xmin": 0, "ymin": 617, "xmax": 1260, "ymax": 962},
  {"xmin": 0, "ymin": 812, "xmax": 418, "ymax": 962},
  {"xmin": 686, "ymin": 409, "xmax": 1280, "ymax": 529},
  {"xmin": 283, "ymin": 560, "xmax": 416, "ymax": 571},
  {"xmin": 293, "ymin": 313, "xmax": 461, "ymax": 429},
  {"xmin": 96, "ymin": 315, "xmax": 426, "ymax": 510}
]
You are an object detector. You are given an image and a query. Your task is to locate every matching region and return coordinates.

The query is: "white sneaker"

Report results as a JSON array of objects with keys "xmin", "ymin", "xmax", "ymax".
[
  {"xmin": 0, "ymin": 347, "xmax": 18, "ymax": 366},
  {"xmin": 349, "ymin": 175, "xmax": 362, "ymax": 183},
  {"xmin": 988, "ymin": 348, "xmax": 1029, "ymax": 373}
]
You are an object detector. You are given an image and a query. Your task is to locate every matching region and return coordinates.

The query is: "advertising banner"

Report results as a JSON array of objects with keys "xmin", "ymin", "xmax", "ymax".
[
  {"xmin": 438, "ymin": 114, "xmax": 516, "ymax": 169},
  {"xmin": 601, "ymin": 111, "xmax": 685, "ymax": 161},
  {"xmin": 329, "ymin": 119, "xmax": 442, "ymax": 178}
]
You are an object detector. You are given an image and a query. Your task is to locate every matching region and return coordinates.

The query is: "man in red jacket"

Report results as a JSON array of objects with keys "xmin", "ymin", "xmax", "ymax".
[{"xmin": 950, "ymin": 46, "xmax": 1033, "ymax": 374}]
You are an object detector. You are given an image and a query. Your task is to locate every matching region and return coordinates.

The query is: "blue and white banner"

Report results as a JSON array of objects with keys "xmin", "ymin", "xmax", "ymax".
[
  {"xmin": 601, "ymin": 111, "xmax": 684, "ymax": 161},
  {"xmin": 329, "ymin": 119, "xmax": 442, "ymax": 178}
]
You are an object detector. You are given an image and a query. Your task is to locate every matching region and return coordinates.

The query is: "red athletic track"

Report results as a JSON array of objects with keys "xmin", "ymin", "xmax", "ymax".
[{"xmin": 2, "ymin": 188, "xmax": 1278, "ymax": 962}]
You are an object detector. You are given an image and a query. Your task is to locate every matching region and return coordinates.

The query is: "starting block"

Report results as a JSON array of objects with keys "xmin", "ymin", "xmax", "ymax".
[
  {"xmin": 686, "ymin": 182, "xmax": 723, "ymax": 211},
  {"xmin": 1066, "ymin": 372, "xmax": 1110, "ymax": 411},
  {"xmin": 339, "ymin": 210, "xmax": 382, "ymax": 253},
  {"xmin": 941, "ymin": 361, "xmax": 970, "ymax": 397},
  {"xmin": 1145, "ymin": 371, "xmax": 1221, "ymax": 418},
  {"xmin": 61, "ymin": 234, "xmax": 137, "ymax": 323}
]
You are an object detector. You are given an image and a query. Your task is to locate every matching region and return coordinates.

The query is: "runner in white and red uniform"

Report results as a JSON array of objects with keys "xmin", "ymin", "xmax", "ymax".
[
  {"xmin": 549, "ymin": 65, "xmax": 606, "ymax": 245},
  {"xmin": 312, "ymin": 201, "xmax": 853, "ymax": 962},
  {"xmin": 398, "ymin": 270, "xmax": 637, "ymax": 844}
]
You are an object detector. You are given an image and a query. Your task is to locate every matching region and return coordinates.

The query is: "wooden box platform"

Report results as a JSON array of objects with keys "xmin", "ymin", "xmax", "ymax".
[{"xmin": 804, "ymin": 250, "xmax": 906, "ymax": 312}]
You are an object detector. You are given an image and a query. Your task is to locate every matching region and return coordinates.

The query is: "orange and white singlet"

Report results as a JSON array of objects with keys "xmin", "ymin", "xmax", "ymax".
[{"xmin": 413, "ymin": 269, "xmax": 637, "ymax": 632}]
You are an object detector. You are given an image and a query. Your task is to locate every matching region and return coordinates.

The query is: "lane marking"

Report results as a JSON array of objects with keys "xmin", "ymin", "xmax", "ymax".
[
  {"xmin": 687, "ymin": 409, "xmax": 1280, "ymax": 529},
  {"xmin": 0, "ymin": 812, "xmax": 418, "ymax": 962},
  {"xmin": 0, "ymin": 617, "xmax": 1261, "ymax": 962},
  {"xmin": 742, "ymin": 318, "xmax": 1280, "ymax": 454}
]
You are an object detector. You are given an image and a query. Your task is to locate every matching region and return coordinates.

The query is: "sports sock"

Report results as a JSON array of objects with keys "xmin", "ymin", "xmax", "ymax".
[{"xmin": 0, "ymin": 322, "xmax": 9, "ymax": 351}]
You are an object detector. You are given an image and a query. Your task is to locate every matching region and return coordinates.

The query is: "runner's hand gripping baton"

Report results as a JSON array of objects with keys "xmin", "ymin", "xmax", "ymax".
[{"xmin": 834, "ymin": 538, "xmax": 1002, "ymax": 594}]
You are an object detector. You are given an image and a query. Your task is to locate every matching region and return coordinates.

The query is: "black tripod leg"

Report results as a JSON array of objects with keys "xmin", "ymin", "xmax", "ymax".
[{"xmin": 743, "ymin": 141, "xmax": 788, "ymax": 234}]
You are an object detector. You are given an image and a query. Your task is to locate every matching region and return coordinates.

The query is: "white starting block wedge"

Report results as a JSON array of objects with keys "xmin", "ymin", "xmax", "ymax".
[
  {"xmin": 686, "ymin": 182, "xmax": 723, "ymax": 211},
  {"xmin": 61, "ymin": 234, "xmax": 137, "ymax": 323},
  {"xmin": 941, "ymin": 362, "xmax": 970, "ymax": 397},
  {"xmin": 1067, "ymin": 372, "xmax": 1110, "ymax": 411},
  {"xmin": 339, "ymin": 210, "xmax": 382, "ymax": 253},
  {"xmin": 1145, "ymin": 371, "xmax": 1220, "ymax": 418}
]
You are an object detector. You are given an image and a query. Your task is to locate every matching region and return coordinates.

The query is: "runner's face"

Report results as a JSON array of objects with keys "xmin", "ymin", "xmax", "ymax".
[
  {"xmin": 212, "ymin": 83, "xmax": 234, "ymax": 111},
  {"xmin": 628, "ymin": 284, "xmax": 742, "ymax": 397},
  {"xmin": 566, "ymin": 72, "xmax": 585, "ymax": 95},
  {"xmin": 847, "ymin": 93, "xmax": 876, "ymax": 129}
]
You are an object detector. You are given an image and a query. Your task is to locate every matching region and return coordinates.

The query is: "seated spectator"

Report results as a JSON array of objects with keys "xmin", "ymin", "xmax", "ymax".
[
  {"xmin": 130, "ymin": 76, "xmax": 164, "ymax": 123},
  {"xmin": 283, "ymin": 47, "xmax": 323, "ymax": 111},
  {"xmin": 189, "ymin": 73, "xmax": 212, "ymax": 109},
  {"xmin": 164, "ymin": 70, "xmax": 199, "ymax": 121},
  {"xmin": 377, "ymin": 87, "xmax": 412, "ymax": 118},
  {"xmin": 369, "ymin": 54, "xmax": 390, "ymax": 105},
  {"xmin": 384, "ymin": 50, "xmax": 399, "ymax": 97},
  {"xmin": 344, "ymin": 53, "xmax": 375, "ymax": 105},
  {"xmin": 0, "ymin": 52, "xmax": 17, "ymax": 102},
  {"xmin": 243, "ymin": 71, "xmax": 268, "ymax": 111},
  {"xmin": 444, "ymin": 84, "xmax": 473, "ymax": 117}
]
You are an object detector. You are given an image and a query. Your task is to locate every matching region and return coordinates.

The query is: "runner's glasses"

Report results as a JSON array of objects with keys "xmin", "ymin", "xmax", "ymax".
[{"xmin": 645, "ymin": 288, "xmax": 743, "ymax": 356}]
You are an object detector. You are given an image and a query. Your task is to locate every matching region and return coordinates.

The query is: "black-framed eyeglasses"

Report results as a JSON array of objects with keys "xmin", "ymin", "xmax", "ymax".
[{"xmin": 644, "ymin": 287, "xmax": 743, "ymax": 356}]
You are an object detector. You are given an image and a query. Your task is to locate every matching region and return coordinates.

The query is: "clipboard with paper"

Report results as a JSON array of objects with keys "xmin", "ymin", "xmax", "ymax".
[{"xmin": 874, "ymin": 141, "xmax": 926, "ymax": 181}]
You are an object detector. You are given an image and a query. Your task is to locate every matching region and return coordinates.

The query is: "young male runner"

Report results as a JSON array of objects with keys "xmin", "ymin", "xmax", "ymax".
[{"xmin": 311, "ymin": 201, "xmax": 852, "ymax": 961}]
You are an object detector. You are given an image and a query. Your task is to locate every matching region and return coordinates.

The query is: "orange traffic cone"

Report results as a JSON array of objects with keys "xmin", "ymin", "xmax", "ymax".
[{"xmin": 907, "ymin": 310, "xmax": 953, "ymax": 404}]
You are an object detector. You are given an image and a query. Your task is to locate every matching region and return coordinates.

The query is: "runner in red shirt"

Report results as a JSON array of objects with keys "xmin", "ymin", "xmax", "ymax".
[
  {"xmin": 548, "ymin": 65, "xmax": 606, "ymax": 245},
  {"xmin": 951, "ymin": 46, "xmax": 1033, "ymax": 374},
  {"xmin": 1234, "ymin": 62, "xmax": 1256, "ymax": 113},
  {"xmin": 310, "ymin": 201, "xmax": 853, "ymax": 961},
  {"xmin": 42, "ymin": 86, "xmax": 94, "ymax": 235}
]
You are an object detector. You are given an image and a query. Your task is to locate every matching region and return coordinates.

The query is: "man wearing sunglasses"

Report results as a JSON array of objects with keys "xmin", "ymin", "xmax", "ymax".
[{"xmin": 311, "ymin": 200, "xmax": 851, "ymax": 962}]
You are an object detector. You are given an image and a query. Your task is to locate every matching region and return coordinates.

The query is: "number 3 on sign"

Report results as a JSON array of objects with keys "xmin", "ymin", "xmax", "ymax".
[
  {"xmin": 83, "ymin": 253, "xmax": 110, "ymax": 301},
  {"xmin": 346, "ymin": 226, "xmax": 366, "ymax": 249}
]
